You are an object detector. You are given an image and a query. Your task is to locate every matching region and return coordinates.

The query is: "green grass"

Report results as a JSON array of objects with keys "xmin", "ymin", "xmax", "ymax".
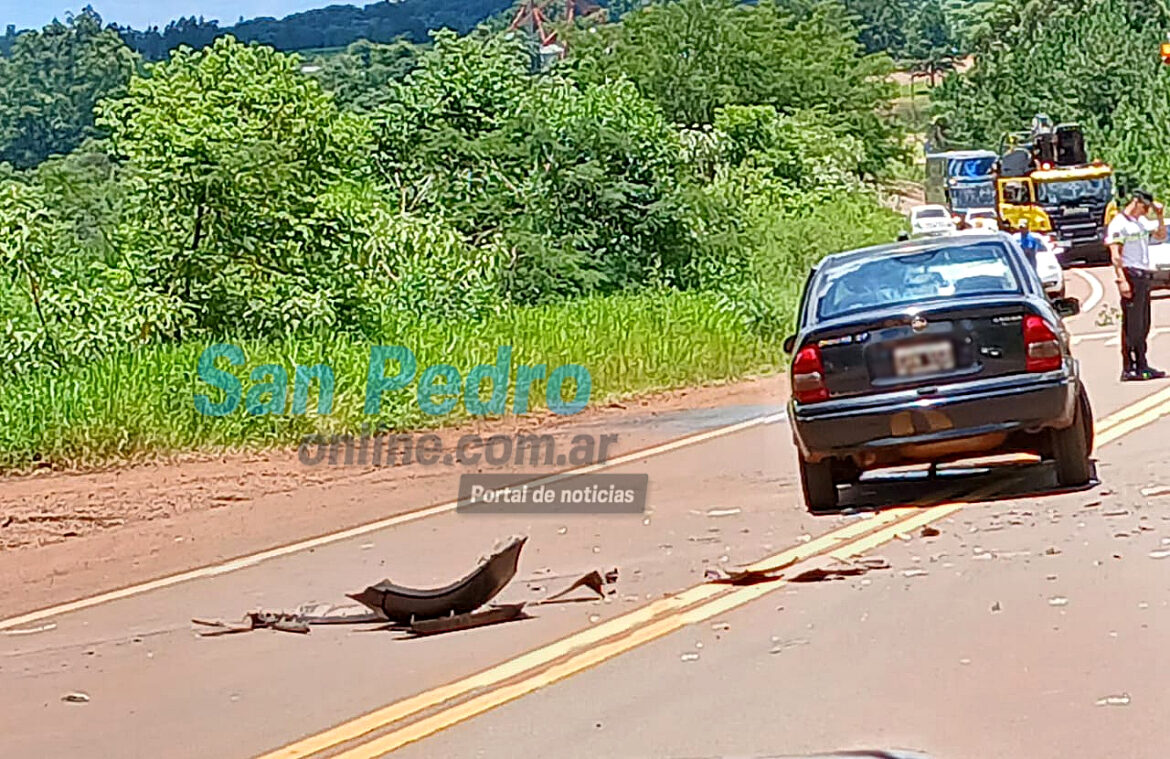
[{"xmin": 0, "ymin": 290, "xmax": 788, "ymax": 472}]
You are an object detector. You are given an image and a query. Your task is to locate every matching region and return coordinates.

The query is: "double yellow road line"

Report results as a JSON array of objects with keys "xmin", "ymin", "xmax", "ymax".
[{"xmin": 261, "ymin": 385, "xmax": 1170, "ymax": 759}]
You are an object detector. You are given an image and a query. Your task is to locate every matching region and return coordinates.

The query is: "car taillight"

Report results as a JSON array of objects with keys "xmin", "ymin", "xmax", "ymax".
[
  {"xmin": 792, "ymin": 344, "xmax": 829, "ymax": 403},
  {"xmin": 1024, "ymin": 314, "xmax": 1062, "ymax": 372}
]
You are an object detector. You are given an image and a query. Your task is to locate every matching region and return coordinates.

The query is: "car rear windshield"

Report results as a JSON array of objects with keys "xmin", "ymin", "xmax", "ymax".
[
  {"xmin": 915, "ymin": 207, "xmax": 947, "ymax": 219},
  {"xmin": 812, "ymin": 241, "xmax": 1021, "ymax": 321}
]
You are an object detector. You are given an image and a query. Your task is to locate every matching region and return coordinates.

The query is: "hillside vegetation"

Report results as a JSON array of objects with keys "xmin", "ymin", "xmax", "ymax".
[{"xmin": 0, "ymin": 1, "xmax": 908, "ymax": 471}]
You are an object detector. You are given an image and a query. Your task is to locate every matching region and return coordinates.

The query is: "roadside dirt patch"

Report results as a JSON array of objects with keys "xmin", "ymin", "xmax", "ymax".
[{"xmin": 0, "ymin": 374, "xmax": 786, "ymax": 615}]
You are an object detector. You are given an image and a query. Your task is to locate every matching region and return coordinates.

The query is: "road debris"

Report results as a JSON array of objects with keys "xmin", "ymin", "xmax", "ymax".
[
  {"xmin": 1048, "ymin": 596, "xmax": 1069, "ymax": 607},
  {"xmin": 403, "ymin": 604, "xmax": 528, "ymax": 637},
  {"xmin": 537, "ymin": 569, "xmax": 619, "ymax": 604},
  {"xmin": 768, "ymin": 637, "xmax": 810, "ymax": 654},
  {"xmin": 705, "ymin": 507, "xmax": 742, "ymax": 518},
  {"xmin": 789, "ymin": 558, "xmax": 891, "ymax": 584},
  {"xmin": 61, "ymin": 692, "xmax": 90, "ymax": 703},
  {"xmin": 1141, "ymin": 485, "xmax": 1170, "ymax": 498},
  {"xmin": 348, "ymin": 536, "xmax": 526, "ymax": 624},
  {"xmin": 198, "ymin": 536, "xmax": 532, "ymax": 638},
  {"xmin": 1095, "ymin": 693, "xmax": 1131, "ymax": 707},
  {"xmin": 680, "ymin": 652, "xmax": 700, "ymax": 662},
  {"xmin": 1151, "ymin": 549, "xmax": 1170, "ymax": 559},
  {"xmin": 991, "ymin": 601, "xmax": 1002, "ymax": 612},
  {"xmin": 705, "ymin": 556, "xmax": 800, "ymax": 586},
  {"xmin": 1103, "ymin": 509, "xmax": 1130, "ymax": 518},
  {"xmin": 1044, "ymin": 546, "xmax": 1061, "ymax": 556},
  {"xmin": 920, "ymin": 526, "xmax": 941, "ymax": 538},
  {"xmin": 901, "ymin": 569, "xmax": 929, "ymax": 578}
]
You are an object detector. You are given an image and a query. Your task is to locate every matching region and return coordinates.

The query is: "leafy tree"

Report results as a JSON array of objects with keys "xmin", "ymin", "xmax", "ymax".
[
  {"xmin": 96, "ymin": 36, "xmax": 374, "ymax": 337},
  {"xmin": 905, "ymin": 0, "xmax": 957, "ymax": 84},
  {"xmin": 0, "ymin": 9, "xmax": 138, "ymax": 169},
  {"xmin": 308, "ymin": 38, "xmax": 420, "ymax": 113},
  {"xmin": 932, "ymin": 0, "xmax": 1169, "ymax": 152},
  {"xmin": 567, "ymin": 0, "xmax": 902, "ymax": 176},
  {"xmin": 843, "ymin": 0, "xmax": 914, "ymax": 56}
]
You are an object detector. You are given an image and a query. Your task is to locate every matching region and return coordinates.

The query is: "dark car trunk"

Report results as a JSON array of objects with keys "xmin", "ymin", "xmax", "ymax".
[{"xmin": 806, "ymin": 297, "xmax": 1036, "ymax": 399}]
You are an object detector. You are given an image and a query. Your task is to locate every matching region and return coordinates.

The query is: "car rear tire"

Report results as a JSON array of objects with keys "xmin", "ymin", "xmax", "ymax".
[
  {"xmin": 800, "ymin": 455, "xmax": 839, "ymax": 513},
  {"xmin": 1052, "ymin": 389, "xmax": 1092, "ymax": 487},
  {"xmin": 1079, "ymin": 387, "xmax": 1094, "ymax": 454}
]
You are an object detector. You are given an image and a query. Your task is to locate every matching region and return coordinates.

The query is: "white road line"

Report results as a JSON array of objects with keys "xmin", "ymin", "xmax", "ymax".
[
  {"xmin": 1105, "ymin": 326, "xmax": 1170, "ymax": 347},
  {"xmin": 1072, "ymin": 330, "xmax": 1114, "ymax": 345},
  {"xmin": 1071, "ymin": 267, "xmax": 1105, "ymax": 313},
  {"xmin": 0, "ymin": 411, "xmax": 787, "ymax": 631}
]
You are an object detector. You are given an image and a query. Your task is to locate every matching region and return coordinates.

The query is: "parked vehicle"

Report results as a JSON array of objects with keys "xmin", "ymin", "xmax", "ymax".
[
  {"xmin": 784, "ymin": 232, "xmax": 1091, "ymax": 513},
  {"xmin": 1033, "ymin": 234, "xmax": 1065, "ymax": 298},
  {"xmin": 910, "ymin": 204, "xmax": 957, "ymax": 237},
  {"xmin": 964, "ymin": 208, "xmax": 999, "ymax": 230},
  {"xmin": 924, "ymin": 150, "xmax": 998, "ymax": 216}
]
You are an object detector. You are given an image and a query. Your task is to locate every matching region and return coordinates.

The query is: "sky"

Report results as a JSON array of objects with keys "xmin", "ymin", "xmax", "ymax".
[{"xmin": 1, "ymin": 1, "xmax": 359, "ymax": 31}]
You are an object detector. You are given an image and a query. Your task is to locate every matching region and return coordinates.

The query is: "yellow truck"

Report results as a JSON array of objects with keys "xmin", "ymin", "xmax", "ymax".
[{"xmin": 996, "ymin": 119, "xmax": 1117, "ymax": 262}]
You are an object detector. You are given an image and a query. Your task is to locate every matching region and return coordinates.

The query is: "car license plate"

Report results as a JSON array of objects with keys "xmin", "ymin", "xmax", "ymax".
[{"xmin": 894, "ymin": 341, "xmax": 955, "ymax": 376}]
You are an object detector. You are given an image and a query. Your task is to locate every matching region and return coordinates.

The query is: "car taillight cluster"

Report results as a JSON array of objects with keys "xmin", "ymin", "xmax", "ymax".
[
  {"xmin": 792, "ymin": 344, "xmax": 829, "ymax": 403},
  {"xmin": 1024, "ymin": 314, "xmax": 1062, "ymax": 372}
]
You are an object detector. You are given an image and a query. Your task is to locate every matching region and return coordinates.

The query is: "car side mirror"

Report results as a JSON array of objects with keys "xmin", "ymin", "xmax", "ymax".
[
  {"xmin": 1053, "ymin": 296, "xmax": 1080, "ymax": 318},
  {"xmin": 783, "ymin": 335, "xmax": 797, "ymax": 354}
]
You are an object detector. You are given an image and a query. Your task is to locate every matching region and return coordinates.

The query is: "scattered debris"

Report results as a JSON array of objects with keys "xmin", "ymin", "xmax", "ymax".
[
  {"xmin": 680, "ymin": 652, "xmax": 700, "ymax": 662},
  {"xmin": 1081, "ymin": 500, "xmax": 1102, "ymax": 509},
  {"xmin": 556, "ymin": 526, "xmax": 567, "ymax": 535},
  {"xmin": 790, "ymin": 558, "xmax": 891, "ymax": 584},
  {"xmin": 61, "ymin": 692, "xmax": 90, "ymax": 703},
  {"xmin": 991, "ymin": 601, "xmax": 1002, "ymax": 612},
  {"xmin": 959, "ymin": 658, "xmax": 971, "ymax": 665},
  {"xmin": 768, "ymin": 637, "xmax": 810, "ymax": 654},
  {"xmin": 1149, "ymin": 549, "xmax": 1170, "ymax": 560},
  {"xmin": 901, "ymin": 569, "xmax": 929, "ymax": 578},
  {"xmin": 348, "ymin": 536, "xmax": 526, "ymax": 624},
  {"xmin": 405, "ymin": 604, "xmax": 528, "ymax": 637},
  {"xmin": 1048, "ymin": 596, "xmax": 1069, "ymax": 607},
  {"xmin": 705, "ymin": 556, "xmax": 800, "ymax": 586},
  {"xmin": 538, "ymin": 569, "xmax": 618, "ymax": 604},
  {"xmin": 1044, "ymin": 547, "xmax": 1061, "ymax": 556},
  {"xmin": 1141, "ymin": 486, "xmax": 1170, "ymax": 498},
  {"xmin": 1103, "ymin": 510, "xmax": 1130, "ymax": 518},
  {"xmin": 1095, "ymin": 693, "xmax": 1131, "ymax": 707},
  {"xmin": 920, "ymin": 526, "xmax": 941, "ymax": 538},
  {"xmin": 705, "ymin": 507, "xmax": 742, "ymax": 518},
  {"xmin": 711, "ymin": 621, "xmax": 731, "ymax": 632},
  {"xmin": 895, "ymin": 532, "xmax": 912, "ymax": 542}
]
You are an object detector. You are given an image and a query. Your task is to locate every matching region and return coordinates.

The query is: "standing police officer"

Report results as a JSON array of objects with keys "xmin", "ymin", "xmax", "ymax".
[{"xmin": 1107, "ymin": 189, "xmax": 1167, "ymax": 381}]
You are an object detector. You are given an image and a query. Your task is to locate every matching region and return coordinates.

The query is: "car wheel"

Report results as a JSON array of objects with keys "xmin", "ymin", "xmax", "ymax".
[
  {"xmin": 799, "ymin": 455, "xmax": 839, "ymax": 513},
  {"xmin": 1079, "ymin": 386, "xmax": 1094, "ymax": 454},
  {"xmin": 1052, "ymin": 390, "xmax": 1092, "ymax": 487}
]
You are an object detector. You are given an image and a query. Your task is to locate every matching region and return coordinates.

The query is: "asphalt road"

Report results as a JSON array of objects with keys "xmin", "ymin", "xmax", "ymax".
[{"xmin": 4, "ymin": 266, "xmax": 1170, "ymax": 759}]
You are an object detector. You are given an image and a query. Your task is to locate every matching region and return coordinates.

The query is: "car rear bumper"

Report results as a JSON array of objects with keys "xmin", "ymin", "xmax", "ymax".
[{"xmin": 790, "ymin": 371, "xmax": 1078, "ymax": 464}]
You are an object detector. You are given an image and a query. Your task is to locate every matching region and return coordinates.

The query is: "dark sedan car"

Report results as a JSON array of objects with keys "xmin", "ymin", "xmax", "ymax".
[{"xmin": 784, "ymin": 232, "xmax": 1093, "ymax": 513}]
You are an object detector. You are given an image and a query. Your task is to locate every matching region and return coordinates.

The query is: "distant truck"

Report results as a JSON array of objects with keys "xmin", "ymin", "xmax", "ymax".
[
  {"xmin": 995, "ymin": 117, "xmax": 1117, "ymax": 261},
  {"xmin": 924, "ymin": 149, "xmax": 998, "ymax": 217}
]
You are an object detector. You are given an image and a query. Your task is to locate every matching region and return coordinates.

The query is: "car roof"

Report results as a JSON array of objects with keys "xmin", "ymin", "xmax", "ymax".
[
  {"xmin": 814, "ymin": 232, "xmax": 1013, "ymax": 272},
  {"xmin": 912, "ymin": 204, "xmax": 948, "ymax": 213}
]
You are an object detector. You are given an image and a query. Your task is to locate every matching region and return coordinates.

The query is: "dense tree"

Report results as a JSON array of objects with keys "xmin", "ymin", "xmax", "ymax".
[
  {"xmin": 308, "ymin": 39, "xmax": 420, "ymax": 113},
  {"xmin": 932, "ymin": 0, "xmax": 1169, "ymax": 163},
  {"xmin": 567, "ymin": 0, "xmax": 902, "ymax": 176},
  {"xmin": 0, "ymin": 9, "xmax": 137, "ymax": 169}
]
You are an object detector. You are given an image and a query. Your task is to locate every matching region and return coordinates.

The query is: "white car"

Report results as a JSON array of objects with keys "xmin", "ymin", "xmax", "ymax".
[
  {"xmin": 954, "ymin": 228, "xmax": 1065, "ymax": 298},
  {"xmin": 909, "ymin": 204, "xmax": 957, "ymax": 237},
  {"xmin": 964, "ymin": 208, "xmax": 999, "ymax": 231},
  {"xmin": 1148, "ymin": 240, "xmax": 1170, "ymax": 288}
]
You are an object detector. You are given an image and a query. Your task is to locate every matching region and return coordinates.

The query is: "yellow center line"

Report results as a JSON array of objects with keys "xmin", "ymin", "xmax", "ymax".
[
  {"xmin": 330, "ymin": 503, "xmax": 974, "ymax": 759},
  {"xmin": 257, "ymin": 507, "xmax": 915, "ymax": 759},
  {"xmin": 257, "ymin": 385, "xmax": 1170, "ymax": 759}
]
